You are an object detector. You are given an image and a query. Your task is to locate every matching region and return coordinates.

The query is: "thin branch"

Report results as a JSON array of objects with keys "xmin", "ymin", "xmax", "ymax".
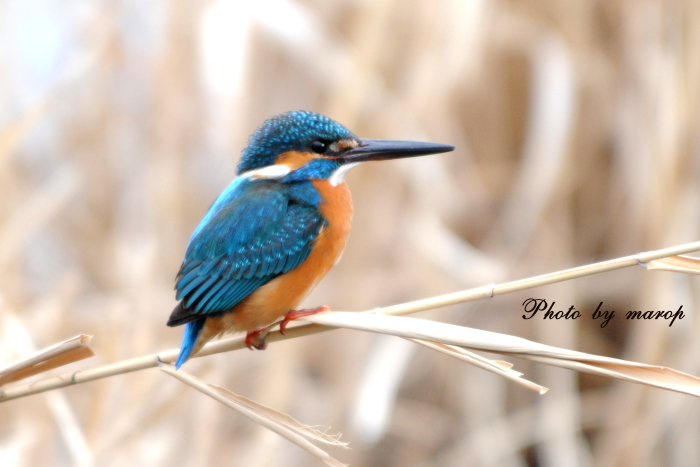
[
  {"xmin": 407, "ymin": 339, "xmax": 549, "ymax": 394},
  {"xmin": 2, "ymin": 240, "xmax": 700, "ymax": 402},
  {"xmin": 0, "ymin": 335, "xmax": 94, "ymax": 386},
  {"xmin": 160, "ymin": 365, "xmax": 347, "ymax": 467},
  {"xmin": 643, "ymin": 255, "xmax": 700, "ymax": 275},
  {"xmin": 301, "ymin": 312, "xmax": 700, "ymax": 398}
]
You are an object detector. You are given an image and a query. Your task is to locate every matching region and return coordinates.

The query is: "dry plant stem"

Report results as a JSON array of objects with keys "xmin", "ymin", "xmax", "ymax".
[
  {"xmin": 202, "ymin": 388, "xmax": 347, "ymax": 447},
  {"xmin": 0, "ymin": 335, "xmax": 94, "ymax": 386},
  {"xmin": 407, "ymin": 338, "xmax": 549, "ymax": 394},
  {"xmin": 160, "ymin": 365, "xmax": 346, "ymax": 467},
  {"xmin": 520, "ymin": 354, "xmax": 700, "ymax": 393},
  {"xmin": 378, "ymin": 242, "xmax": 700, "ymax": 315},
  {"xmin": 302, "ymin": 312, "xmax": 700, "ymax": 398},
  {"xmin": 644, "ymin": 255, "xmax": 700, "ymax": 274},
  {"xmin": 2, "ymin": 240, "xmax": 700, "ymax": 402}
]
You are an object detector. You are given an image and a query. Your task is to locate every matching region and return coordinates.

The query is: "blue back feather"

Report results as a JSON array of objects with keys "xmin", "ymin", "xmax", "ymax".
[{"xmin": 170, "ymin": 178, "xmax": 326, "ymax": 327}]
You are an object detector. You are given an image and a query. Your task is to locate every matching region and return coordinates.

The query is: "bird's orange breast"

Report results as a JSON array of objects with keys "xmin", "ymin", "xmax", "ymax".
[{"xmin": 200, "ymin": 180, "xmax": 353, "ymax": 342}]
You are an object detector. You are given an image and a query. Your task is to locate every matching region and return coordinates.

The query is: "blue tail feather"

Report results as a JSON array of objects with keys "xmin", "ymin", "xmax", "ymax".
[{"xmin": 175, "ymin": 318, "xmax": 206, "ymax": 369}]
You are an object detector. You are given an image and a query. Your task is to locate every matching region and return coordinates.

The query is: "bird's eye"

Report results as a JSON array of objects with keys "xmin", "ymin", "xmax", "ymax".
[{"xmin": 310, "ymin": 140, "xmax": 327, "ymax": 154}]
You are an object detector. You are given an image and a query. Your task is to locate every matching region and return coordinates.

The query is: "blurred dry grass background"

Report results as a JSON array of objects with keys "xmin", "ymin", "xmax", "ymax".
[{"xmin": 1, "ymin": 0, "xmax": 700, "ymax": 466}]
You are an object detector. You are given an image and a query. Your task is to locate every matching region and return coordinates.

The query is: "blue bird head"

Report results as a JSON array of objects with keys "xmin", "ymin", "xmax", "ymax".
[
  {"xmin": 237, "ymin": 110, "xmax": 454, "ymax": 183},
  {"xmin": 237, "ymin": 111, "xmax": 355, "ymax": 173}
]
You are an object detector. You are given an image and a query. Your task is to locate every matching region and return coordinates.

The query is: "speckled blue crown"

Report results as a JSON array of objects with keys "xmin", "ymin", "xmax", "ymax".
[{"xmin": 237, "ymin": 111, "xmax": 355, "ymax": 174}]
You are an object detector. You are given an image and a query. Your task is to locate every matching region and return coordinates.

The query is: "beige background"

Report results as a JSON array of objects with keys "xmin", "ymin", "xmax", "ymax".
[{"xmin": 1, "ymin": 0, "xmax": 700, "ymax": 466}]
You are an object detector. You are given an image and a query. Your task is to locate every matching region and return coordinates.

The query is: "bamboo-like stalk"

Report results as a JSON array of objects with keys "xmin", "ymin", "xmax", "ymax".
[
  {"xmin": 160, "ymin": 365, "xmax": 346, "ymax": 467},
  {"xmin": 0, "ymin": 335, "xmax": 94, "ymax": 386},
  {"xmin": 407, "ymin": 339, "xmax": 549, "ymax": 394},
  {"xmin": 1, "ymin": 241, "xmax": 699, "ymax": 403},
  {"xmin": 302, "ymin": 312, "xmax": 700, "ymax": 398},
  {"xmin": 643, "ymin": 254, "xmax": 700, "ymax": 274}
]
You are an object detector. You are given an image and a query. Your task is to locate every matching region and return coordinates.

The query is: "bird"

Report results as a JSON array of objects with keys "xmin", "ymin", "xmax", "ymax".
[{"xmin": 167, "ymin": 111, "xmax": 454, "ymax": 368}]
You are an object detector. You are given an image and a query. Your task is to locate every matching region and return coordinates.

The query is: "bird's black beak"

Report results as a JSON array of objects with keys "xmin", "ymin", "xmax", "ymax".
[{"xmin": 335, "ymin": 139, "xmax": 454, "ymax": 163}]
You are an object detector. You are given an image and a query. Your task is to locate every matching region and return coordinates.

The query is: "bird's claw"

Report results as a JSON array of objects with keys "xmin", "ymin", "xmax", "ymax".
[
  {"xmin": 245, "ymin": 327, "xmax": 268, "ymax": 350},
  {"xmin": 279, "ymin": 305, "xmax": 330, "ymax": 335},
  {"xmin": 243, "ymin": 306, "xmax": 329, "ymax": 349}
]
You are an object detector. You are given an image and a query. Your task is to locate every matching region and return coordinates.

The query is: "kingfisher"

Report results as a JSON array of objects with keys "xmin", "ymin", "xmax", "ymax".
[{"xmin": 167, "ymin": 111, "xmax": 453, "ymax": 368}]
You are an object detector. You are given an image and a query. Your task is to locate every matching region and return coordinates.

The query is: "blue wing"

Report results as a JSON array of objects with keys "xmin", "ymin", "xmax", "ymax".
[{"xmin": 167, "ymin": 179, "xmax": 325, "ymax": 327}]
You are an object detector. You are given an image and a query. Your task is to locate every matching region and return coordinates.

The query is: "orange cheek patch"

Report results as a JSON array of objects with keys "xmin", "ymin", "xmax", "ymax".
[{"xmin": 275, "ymin": 150, "xmax": 317, "ymax": 170}]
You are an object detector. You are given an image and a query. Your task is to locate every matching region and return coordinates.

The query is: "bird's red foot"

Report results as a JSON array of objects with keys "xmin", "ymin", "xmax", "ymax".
[
  {"xmin": 279, "ymin": 305, "xmax": 330, "ymax": 335},
  {"xmin": 245, "ymin": 327, "xmax": 268, "ymax": 350}
]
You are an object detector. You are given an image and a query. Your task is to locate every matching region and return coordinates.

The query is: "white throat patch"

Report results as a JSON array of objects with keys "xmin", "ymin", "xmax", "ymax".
[
  {"xmin": 329, "ymin": 162, "xmax": 361, "ymax": 186},
  {"xmin": 240, "ymin": 164, "xmax": 291, "ymax": 180}
]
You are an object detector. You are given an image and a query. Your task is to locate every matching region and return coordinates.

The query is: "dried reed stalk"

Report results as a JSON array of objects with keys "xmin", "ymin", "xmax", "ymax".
[
  {"xmin": 1, "ymin": 240, "xmax": 699, "ymax": 402},
  {"xmin": 161, "ymin": 365, "xmax": 347, "ymax": 467},
  {"xmin": 302, "ymin": 312, "xmax": 700, "ymax": 398},
  {"xmin": 643, "ymin": 255, "xmax": 700, "ymax": 274},
  {"xmin": 0, "ymin": 335, "xmax": 94, "ymax": 386},
  {"xmin": 406, "ymin": 339, "xmax": 549, "ymax": 394}
]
